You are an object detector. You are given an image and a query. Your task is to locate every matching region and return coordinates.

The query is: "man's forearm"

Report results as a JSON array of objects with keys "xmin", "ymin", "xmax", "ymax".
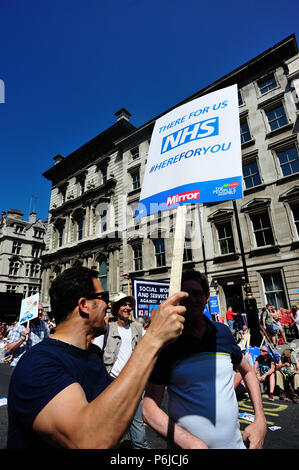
[
  {"xmin": 78, "ymin": 333, "xmax": 169, "ymax": 447},
  {"xmin": 6, "ymin": 336, "xmax": 25, "ymax": 354},
  {"xmin": 243, "ymin": 368, "xmax": 265, "ymax": 422},
  {"xmin": 143, "ymin": 388, "xmax": 208, "ymax": 449}
]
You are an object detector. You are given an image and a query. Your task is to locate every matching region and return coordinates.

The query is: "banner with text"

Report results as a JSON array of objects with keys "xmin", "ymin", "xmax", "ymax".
[
  {"xmin": 137, "ymin": 84, "xmax": 242, "ymax": 218},
  {"xmin": 131, "ymin": 278, "xmax": 169, "ymax": 318}
]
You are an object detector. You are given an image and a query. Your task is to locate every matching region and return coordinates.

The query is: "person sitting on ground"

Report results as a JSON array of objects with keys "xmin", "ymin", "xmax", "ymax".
[
  {"xmin": 275, "ymin": 349, "xmax": 299, "ymax": 403},
  {"xmin": 254, "ymin": 346, "xmax": 276, "ymax": 401}
]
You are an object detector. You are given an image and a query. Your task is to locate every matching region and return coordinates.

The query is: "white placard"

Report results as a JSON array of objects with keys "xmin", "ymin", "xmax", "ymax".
[
  {"xmin": 19, "ymin": 293, "xmax": 39, "ymax": 324},
  {"xmin": 137, "ymin": 84, "xmax": 242, "ymax": 218}
]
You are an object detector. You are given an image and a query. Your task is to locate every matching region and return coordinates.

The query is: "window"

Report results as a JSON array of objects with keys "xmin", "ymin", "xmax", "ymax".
[
  {"xmin": 216, "ymin": 221, "xmax": 235, "ymax": 254},
  {"xmin": 132, "ymin": 171, "xmax": 140, "ymax": 190},
  {"xmin": 258, "ymin": 74, "xmax": 277, "ymax": 94},
  {"xmin": 15, "ymin": 225, "xmax": 25, "ymax": 234},
  {"xmin": 23, "ymin": 285, "xmax": 28, "ymax": 298},
  {"xmin": 7, "ymin": 284, "xmax": 16, "ymax": 293},
  {"xmin": 277, "ymin": 146, "xmax": 299, "ymax": 177},
  {"xmin": 262, "ymin": 272, "xmax": 287, "ymax": 310},
  {"xmin": 30, "ymin": 264, "xmax": 40, "ymax": 278},
  {"xmin": 32, "ymin": 246, "xmax": 40, "ymax": 258},
  {"xmin": 79, "ymin": 179, "xmax": 85, "ymax": 195},
  {"xmin": 154, "ymin": 239, "xmax": 166, "ymax": 267},
  {"xmin": 131, "ymin": 147, "xmax": 139, "ymax": 160},
  {"xmin": 102, "ymin": 167, "xmax": 107, "ymax": 184},
  {"xmin": 133, "ymin": 244, "xmax": 143, "ymax": 271},
  {"xmin": 251, "ymin": 212, "xmax": 274, "ymax": 246},
  {"xmin": 9, "ymin": 261, "xmax": 19, "ymax": 276},
  {"xmin": 240, "ymin": 119, "xmax": 252, "ymax": 144},
  {"xmin": 28, "ymin": 285, "xmax": 39, "ymax": 296},
  {"xmin": 101, "ymin": 210, "xmax": 107, "ymax": 232},
  {"xmin": 238, "ymin": 91, "xmax": 244, "ymax": 106},
  {"xmin": 12, "ymin": 241, "xmax": 21, "ymax": 254},
  {"xmin": 25, "ymin": 264, "xmax": 30, "ymax": 277},
  {"xmin": 98, "ymin": 260, "xmax": 107, "ymax": 291},
  {"xmin": 183, "ymin": 245, "xmax": 192, "ymax": 262},
  {"xmin": 243, "ymin": 161, "xmax": 262, "ymax": 189},
  {"xmin": 78, "ymin": 219, "xmax": 83, "ymax": 241},
  {"xmin": 290, "ymin": 203, "xmax": 299, "ymax": 236},
  {"xmin": 58, "ymin": 227, "xmax": 63, "ymax": 247},
  {"xmin": 34, "ymin": 229, "xmax": 43, "ymax": 239},
  {"xmin": 266, "ymin": 105, "xmax": 288, "ymax": 131}
]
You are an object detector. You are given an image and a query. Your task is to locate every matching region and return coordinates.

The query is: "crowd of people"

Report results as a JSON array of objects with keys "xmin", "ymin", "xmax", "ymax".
[
  {"xmin": 0, "ymin": 266, "xmax": 298, "ymax": 449},
  {"xmin": 225, "ymin": 303, "xmax": 299, "ymax": 404}
]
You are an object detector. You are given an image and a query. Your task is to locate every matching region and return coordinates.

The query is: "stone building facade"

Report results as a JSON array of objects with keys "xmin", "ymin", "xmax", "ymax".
[
  {"xmin": 41, "ymin": 34, "xmax": 299, "ymax": 317},
  {"xmin": 0, "ymin": 209, "xmax": 46, "ymax": 322}
]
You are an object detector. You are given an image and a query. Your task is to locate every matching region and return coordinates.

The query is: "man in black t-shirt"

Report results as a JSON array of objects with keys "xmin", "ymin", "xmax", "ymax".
[
  {"xmin": 254, "ymin": 346, "xmax": 275, "ymax": 401},
  {"xmin": 7, "ymin": 266, "xmax": 187, "ymax": 448}
]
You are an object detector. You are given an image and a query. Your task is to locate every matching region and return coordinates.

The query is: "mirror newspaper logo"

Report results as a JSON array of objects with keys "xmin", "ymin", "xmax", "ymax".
[
  {"xmin": 161, "ymin": 117, "xmax": 219, "ymax": 154},
  {"xmin": 166, "ymin": 189, "xmax": 200, "ymax": 206}
]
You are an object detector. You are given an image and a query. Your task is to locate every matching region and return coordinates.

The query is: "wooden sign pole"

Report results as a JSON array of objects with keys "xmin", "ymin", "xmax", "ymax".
[{"xmin": 168, "ymin": 205, "xmax": 187, "ymax": 296}]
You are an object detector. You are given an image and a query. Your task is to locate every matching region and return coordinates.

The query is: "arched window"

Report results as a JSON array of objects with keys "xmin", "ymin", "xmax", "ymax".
[{"xmin": 98, "ymin": 259, "xmax": 107, "ymax": 291}]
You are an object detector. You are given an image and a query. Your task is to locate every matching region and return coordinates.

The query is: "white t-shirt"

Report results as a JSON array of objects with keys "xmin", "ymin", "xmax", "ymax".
[{"xmin": 110, "ymin": 324, "xmax": 132, "ymax": 378}]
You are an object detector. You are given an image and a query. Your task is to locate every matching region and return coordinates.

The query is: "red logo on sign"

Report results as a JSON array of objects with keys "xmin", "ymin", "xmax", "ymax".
[
  {"xmin": 166, "ymin": 190, "xmax": 201, "ymax": 206},
  {"xmin": 229, "ymin": 182, "xmax": 239, "ymax": 188}
]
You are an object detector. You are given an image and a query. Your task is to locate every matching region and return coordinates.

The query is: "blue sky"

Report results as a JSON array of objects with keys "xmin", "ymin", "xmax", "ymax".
[{"xmin": 0, "ymin": 0, "xmax": 298, "ymax": 222}]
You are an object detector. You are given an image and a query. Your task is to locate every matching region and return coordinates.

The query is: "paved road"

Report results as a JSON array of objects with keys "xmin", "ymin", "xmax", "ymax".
[{"xmin": 1, "ymin": 355, "xmax": 298, "ymax": 450}]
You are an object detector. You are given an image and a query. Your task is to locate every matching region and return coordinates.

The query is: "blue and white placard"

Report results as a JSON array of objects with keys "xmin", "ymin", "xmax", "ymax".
[
  {"xmin": 19, "ymin": 293, "xmax": 39, "ymax": 324},
  {"xmin": 137, "ymin": 84, "xmax": 242, "ymax": 218}
]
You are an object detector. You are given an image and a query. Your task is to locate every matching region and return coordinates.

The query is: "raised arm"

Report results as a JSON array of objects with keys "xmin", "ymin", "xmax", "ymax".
[{"xmin": 33, "ymin": 291, "xmax": 188, "ymax": 449}]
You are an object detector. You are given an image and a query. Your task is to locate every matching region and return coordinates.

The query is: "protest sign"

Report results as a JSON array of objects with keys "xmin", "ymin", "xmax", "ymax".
[
  {"xmin": 136, "ymin": 84, "xmax": 242, "ymax": 219},
  {"xmin": 131, "ymin": 278, "xmax": 169, "ymax": 318},
  {"xmin": 135, "ymin": 85, "xmax": 242, "ymax": 296},
  {"xmin": 208, "ymin": 296, "xmax": 220, "ymax": 316},
  {"xmin": 132, "ymin": 278, "xmax": 212, "ymax": 320},
  {"xmin": 19, "ymin": 293, "xmax": 39, "ymax": 325}
]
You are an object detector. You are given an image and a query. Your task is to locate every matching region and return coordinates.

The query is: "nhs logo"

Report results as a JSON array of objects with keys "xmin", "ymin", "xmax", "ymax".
[{"xmin": 161, "ymin": 117, "xmax": 219, "ymax": 154}]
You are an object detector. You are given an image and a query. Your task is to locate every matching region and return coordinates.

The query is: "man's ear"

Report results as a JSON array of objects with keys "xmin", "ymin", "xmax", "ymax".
[{"xmin": 78, "ymin": 298, "xmax": 89, "ymax": 318}]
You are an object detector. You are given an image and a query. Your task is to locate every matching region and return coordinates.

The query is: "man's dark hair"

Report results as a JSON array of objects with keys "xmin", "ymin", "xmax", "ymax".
[
  {"xmin": 181, "ymin": 269, "xmax": 210, "ymax": 296},
  {"xmin": 49, "ymin": 266, "xmax": 99, "ymax": 325}
]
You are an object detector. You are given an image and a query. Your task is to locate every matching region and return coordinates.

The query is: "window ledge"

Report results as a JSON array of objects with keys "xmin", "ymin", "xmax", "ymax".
[
  {"xmin": 241, "ymin": 139, "xmax": 255, "ymax": 149},
  {"xmin": 276, "ymin": 172, "xmax": 299, "ymax": 185},
  {"xmin": 244, "ymin": 183, "xmax": 267, "ymax": 195},
  {"xmin": 266, "ymin": 123, "xmax": 293, "ymax": 139},
  {"xmin": 148, "ymin": 266, "xmax": 169, "ymax": 275},
  {"xmin": 129, "ymin": 269, "xmax": 145, "ymax": 276},
  {"xmin": 128, "ymin": 188, "xmax": 141, "ymax": 197},
  {"xmin": 213, "ymin": 253, "xmax": 240, "ymax": 263},
  {"xmin": 291, "ymin": 240, "xmax": 299, "ymax": 250},
  {"xmin": 249, "ymin": 245, "xmax": 280, "ymax": 257}
]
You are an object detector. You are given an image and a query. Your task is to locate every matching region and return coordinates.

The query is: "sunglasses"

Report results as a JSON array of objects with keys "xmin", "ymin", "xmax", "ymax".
[
  {"xmin": 261, "ymin": 349, "xmax": 268, "ymax": 353},
  {"xmin": 87, "ymin": 291, "xmax": 110, "ymax": 305}
]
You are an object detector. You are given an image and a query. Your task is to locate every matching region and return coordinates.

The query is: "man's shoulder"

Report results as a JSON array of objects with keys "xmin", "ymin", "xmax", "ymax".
[{"xmin": 131, "ymin": 321, "xmax": 143, "ymax": 334}]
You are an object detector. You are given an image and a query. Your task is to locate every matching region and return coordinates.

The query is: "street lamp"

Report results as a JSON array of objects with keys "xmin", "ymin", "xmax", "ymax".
[{"xmin": 233, "ymin": 200, "xmax": 262, "ymax": 346}]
